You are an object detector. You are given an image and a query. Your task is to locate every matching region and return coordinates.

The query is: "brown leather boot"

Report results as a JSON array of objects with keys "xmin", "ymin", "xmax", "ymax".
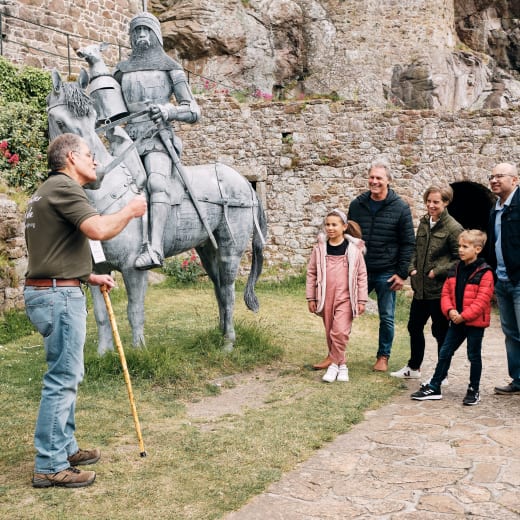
[
  {"xmin": 373, "ymin": 355, "xmax": 389, "ymax": 372},
  {"xmin": 313, "ymin": 356, "xmax": 333, "ymax": 370}
]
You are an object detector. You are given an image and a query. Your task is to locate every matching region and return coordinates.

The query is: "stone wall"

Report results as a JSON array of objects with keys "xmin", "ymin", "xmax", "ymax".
[
  {"xmin": 2, "ymin": 95, "xmax": 519, "ymax": 312},
  {"xmin": 0, "ymin": 0, "xmax": 141, "ymax": 76},
  {"xmin": 0, "ymin": 195, "xmax": 26, "ymax": 313},
  {"xmin": 178, "ymin": 96, "xmax": 520, "ymax": 269}
]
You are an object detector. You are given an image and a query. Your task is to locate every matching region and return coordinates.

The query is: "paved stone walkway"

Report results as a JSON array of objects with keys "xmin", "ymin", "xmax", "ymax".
[{"xmin": 225, "ymin": 316, "xmax": 520, "ymax": 519}]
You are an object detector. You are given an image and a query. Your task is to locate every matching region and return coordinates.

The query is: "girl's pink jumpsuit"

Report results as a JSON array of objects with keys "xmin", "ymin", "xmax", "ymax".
[
  {"xmin": 322, "ymin": 255, "xmax": 352, "ymax": 365},
  {"xmin": 306, "ymin": 232, "xmax": 368, "ymax": 366}
]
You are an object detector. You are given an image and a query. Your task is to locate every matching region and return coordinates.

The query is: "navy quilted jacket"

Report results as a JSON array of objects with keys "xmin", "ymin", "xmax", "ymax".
[{"xmin": 347, "ymin": 189, "xmax": 415, "ymax": 279}]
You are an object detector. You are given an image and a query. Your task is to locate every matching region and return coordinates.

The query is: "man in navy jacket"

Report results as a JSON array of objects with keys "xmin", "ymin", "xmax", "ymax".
[
  {"xmin": 487, "ymin": 162, "xmax": 520, "ymax": 395},
  {"xmin": 348, "ymin": 158, "xmax": 415, "ymax": 371}
]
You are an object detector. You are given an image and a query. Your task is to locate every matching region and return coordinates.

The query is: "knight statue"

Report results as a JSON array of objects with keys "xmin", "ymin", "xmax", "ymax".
[{"xmin": 111, "ymin": 11, "xmax": 201, "ymax": 269}]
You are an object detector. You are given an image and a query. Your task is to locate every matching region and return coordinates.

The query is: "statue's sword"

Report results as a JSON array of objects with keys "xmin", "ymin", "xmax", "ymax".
[
  {"xmin": 95, "ymin": 110, "xmax": 218, "ymax": 250},
  {"xmin": 156, "ymin": 121, "xmax": 219, "ymax": 250},
  {"xmin": 94, "ymin": 109, "xmax": 150, "ymax": 135}
]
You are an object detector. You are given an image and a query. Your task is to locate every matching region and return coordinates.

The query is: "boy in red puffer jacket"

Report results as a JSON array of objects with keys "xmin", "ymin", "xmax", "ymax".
[{"xmin": 411, "ymin": 229, "xmax": 494, "ymax": 405}]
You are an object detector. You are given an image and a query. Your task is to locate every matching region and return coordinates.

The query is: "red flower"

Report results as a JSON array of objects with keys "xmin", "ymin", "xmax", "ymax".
[
  {"xmin": 0, "ymin": 140, "xmax": 8, "ymax": 150},
  {"xmin": 181, "ymin": 259, "xmax": 189, "ymax": 268},
  {"xmin": 8, "ymin": 153, "xmax": 19, "ymax": 165},
  {"xmin": 4, "ymin": 150, "xmax": 11, "ymax": 159}
]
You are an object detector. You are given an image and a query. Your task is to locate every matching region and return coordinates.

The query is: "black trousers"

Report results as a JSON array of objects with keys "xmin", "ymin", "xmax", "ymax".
[{"xmin": 407, "ymin": 297, "xmax": 450, "ymax": 370}]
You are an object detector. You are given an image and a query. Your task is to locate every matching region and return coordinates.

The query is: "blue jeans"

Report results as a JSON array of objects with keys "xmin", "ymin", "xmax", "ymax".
[
  {"xmin": 495, "ymin": 279, "xmax": 520, "ymax": 390},
  {"xmin": 368, "ymin": 272, "xmax": 396, "ymax": 358},
  {"xmin": 24, "ymin": 286, "xmax": 87, "ymax": 474},
  {"xmin": 429, "ymin": 324, "xmax": 484, "ymax": 391}
]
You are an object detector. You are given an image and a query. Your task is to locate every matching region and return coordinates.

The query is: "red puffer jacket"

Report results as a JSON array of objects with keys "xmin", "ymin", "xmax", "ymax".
[{"xmin": 440, "ymin": 259, "xmax": 494, "ymax": 328}]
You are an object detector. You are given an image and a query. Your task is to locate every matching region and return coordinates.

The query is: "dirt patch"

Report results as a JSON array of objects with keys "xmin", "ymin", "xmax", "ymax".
[{"xmin": 186, "ymin": 369, "xmax": 278, "ymax": 424}]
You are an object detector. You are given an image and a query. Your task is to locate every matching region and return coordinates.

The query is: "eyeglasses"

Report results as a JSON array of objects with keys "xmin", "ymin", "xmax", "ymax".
[
  {"xmin": 72, "ymin": 150, "xmax": 96, "ymax": 162},
  {"xmin": 488, "ymin": 173, "xmax": 512, "ymax": 181}
]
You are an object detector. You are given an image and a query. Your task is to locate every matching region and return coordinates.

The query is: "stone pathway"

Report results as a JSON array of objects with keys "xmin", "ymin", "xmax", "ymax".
[{"xmin": 225, "ymin": 316, "xmax": 520, "ymax": 519}]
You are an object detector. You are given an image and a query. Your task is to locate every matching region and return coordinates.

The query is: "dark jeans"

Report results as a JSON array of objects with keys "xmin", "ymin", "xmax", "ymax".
[
  {"xmin": 368, "ymin": 271, "xmax": 396, "ymax": 358},
  {"xmin": 495, "ymin": 279, "xmax": 520, "ymax": 389},
  {"xmin": 407, "ymin": 298, "xmax": 450, "ymax": 370},
  {"xmin": 429, "ymin": 323, "xmax": 485, "ymax": 392}
]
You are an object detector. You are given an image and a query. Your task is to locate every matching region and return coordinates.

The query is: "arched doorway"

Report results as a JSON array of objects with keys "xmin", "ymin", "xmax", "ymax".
[{"xmin": 448, "ymin": 181, "xmax": 495, "ymax": 231}]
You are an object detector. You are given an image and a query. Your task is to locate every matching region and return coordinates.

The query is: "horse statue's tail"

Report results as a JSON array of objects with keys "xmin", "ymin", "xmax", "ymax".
[{"xmin": 244, "ymin": 194, "xmax": 267, "ymax": 312}]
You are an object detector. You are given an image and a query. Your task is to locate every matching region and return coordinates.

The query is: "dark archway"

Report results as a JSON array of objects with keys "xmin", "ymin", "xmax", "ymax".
[{"xmin": 448, "ymin": 181, "xmax": 495, "ymax": 231}]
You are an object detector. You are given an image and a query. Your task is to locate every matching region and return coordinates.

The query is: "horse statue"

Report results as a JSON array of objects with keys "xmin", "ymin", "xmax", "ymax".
[{"xmin": 46, "ymin": 70, "xmax": 267, "ymax": 354}]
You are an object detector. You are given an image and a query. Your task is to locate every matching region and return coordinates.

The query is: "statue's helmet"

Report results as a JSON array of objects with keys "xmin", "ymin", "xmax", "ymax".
[{"xmin": 129, "ymin": 12, "xmax": 163, "ymax": 46}]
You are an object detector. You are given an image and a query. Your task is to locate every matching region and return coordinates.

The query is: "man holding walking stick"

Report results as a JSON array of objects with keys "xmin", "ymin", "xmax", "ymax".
[{"xmin": 24, "ymin": 133, "xmax": 147, "ymax": 488}]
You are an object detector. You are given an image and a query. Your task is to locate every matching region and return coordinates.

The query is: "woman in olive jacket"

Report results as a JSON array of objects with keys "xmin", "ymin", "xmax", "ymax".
[{"xmin": 391, "ymin": 185, "xmax": 463, "ymax": 379}]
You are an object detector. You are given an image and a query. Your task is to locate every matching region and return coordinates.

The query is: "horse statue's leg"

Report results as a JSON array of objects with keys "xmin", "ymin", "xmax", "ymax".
[
  {"xmin": 196, "ymin": 243, "xmax": 238, "ymax": 352},
  {"xmin": 121, "ymin": 267, "xmax": 148, "ymax": 347},
  {"xmin": 90, "ymin": 284, "xmax": 115, "ymax": 355}
]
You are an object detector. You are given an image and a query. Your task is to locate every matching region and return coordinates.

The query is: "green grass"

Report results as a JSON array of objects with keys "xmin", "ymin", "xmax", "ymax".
[{"xmin": 0, "ymin": 280, "xmax": 411, "ymax": 519}]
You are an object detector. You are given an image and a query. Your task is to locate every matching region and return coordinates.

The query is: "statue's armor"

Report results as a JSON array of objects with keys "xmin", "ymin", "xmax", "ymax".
[
  {"xmin": 121, "ymin": 69, "xmax": 199, "ymax": 157},
  {"xmin": 123, "ymin": 70, "xmax": 172, "ymax": 112},
  {"xmin": 123, "ymin": 70, "xmax": 174, "ymax": 156}
]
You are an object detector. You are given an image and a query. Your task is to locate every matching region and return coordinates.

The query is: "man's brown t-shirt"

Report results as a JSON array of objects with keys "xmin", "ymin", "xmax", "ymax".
[{"xmin": 25, "ymin": 173, "xmax": 99, "ymax": 281}]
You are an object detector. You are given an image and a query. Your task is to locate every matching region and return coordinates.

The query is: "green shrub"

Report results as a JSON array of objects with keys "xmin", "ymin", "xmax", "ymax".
[
  {"xmin": 161, "ymin": 249, "xmax": 207, "ymax": 285},
  {"xmin": 0, "ymin": 103, "xmax": 48, "ymax": 193},
  {"xmin": 0, "ymin": 57, "xmax": 50, "ymax": 193},
  {"xmin": 0, "ymin": 57, "xmax": 51, "ymax": 110}
]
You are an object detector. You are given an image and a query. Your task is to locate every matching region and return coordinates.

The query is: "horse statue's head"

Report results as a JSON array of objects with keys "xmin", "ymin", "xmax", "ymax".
[{"xmin": 47, "ymin": 69, "xmax": 98, "ymax": 142}]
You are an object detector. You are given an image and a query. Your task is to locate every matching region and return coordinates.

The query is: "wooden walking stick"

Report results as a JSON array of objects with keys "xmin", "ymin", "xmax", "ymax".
[{"xmin": 101, "ymin": 285, "xmax": 147, "ymax": 457}]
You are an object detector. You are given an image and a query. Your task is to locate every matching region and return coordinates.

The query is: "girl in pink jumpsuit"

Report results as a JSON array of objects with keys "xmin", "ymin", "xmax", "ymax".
[{"xmin": 306, "ymin": 209, "xmax": 368, "ymax": 382}]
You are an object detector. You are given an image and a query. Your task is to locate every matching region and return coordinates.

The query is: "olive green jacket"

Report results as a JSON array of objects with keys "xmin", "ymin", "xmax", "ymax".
[{"xmin": 409, "ymin": 209, "xmax": 463, "ymax": 300}]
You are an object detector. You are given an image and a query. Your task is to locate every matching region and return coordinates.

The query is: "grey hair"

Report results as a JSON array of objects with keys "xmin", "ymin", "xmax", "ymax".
[
  {"xmin": 493, "ymin": 162, "xmax": 518, "ymax": 178},
  {"xmin": 369, "ymin": 158, "xmax": 393, "ymax": 182},
  {"xmin": 47, "ymin": 133, "xmax": 83, "ymax": 171}
]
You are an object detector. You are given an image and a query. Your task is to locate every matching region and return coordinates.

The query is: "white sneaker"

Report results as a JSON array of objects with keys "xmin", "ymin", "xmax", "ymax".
[
  {"xmin": 390, "ymin": 365, "xmax": 421, "ymax": 379},
  {"xmin": 337, "ymin": 364, "xmax": 349, "ymax": 382},
  {"xmin": 322, "ymin": 363, "xmax": 339, "ymax": 383}
]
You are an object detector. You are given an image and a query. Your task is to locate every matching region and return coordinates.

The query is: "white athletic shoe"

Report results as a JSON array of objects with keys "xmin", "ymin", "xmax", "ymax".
[
  {"xmin": 390, "ymin": 365, "xmax": 422, "ymax": 379},
  {"xmin": 337, "ymin": 364, "xmax": 349, "ymax": 382},
  {"xmin": 322, "ymin": 363, "xmax": 339, "ymax": 383}
]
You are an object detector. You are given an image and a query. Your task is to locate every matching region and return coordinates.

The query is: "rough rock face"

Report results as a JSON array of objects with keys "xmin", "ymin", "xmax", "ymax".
[
  {"xmin": 150, "ymin": 0, "xmax": 332, "ymax": 98},
  {"xmin": 454, "ymin": 0, "xmax": 520, "ymax": 108},
  {"xmin": 455, "ymin": 0, "xmax": 520, "ymax": 70},
  {"xmin": 150, "ymin": 0, "xmax": 520, "ymax": 110},
  {"xmin": 388, "ymin": 51, "xmax": 496, "ymax": 110}
]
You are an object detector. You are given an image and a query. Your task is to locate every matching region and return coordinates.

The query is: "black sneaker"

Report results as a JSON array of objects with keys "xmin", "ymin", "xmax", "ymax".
[
  {"xmin": 411, "ymin": 384, "xmax": 442, "ymax": 401},
  {"xmin": 463, "ymin": 387, "xmax": 480, "ymax": 406}
]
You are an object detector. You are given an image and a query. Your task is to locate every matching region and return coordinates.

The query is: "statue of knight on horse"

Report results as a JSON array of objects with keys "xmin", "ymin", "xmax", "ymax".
[
  {"xmin": 90, "ymin": 10, "xmax": 202, "ymax": 270},
  {"xmin": 58, "ymin": 8, "xmax": 267, "ymax": 353}
]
